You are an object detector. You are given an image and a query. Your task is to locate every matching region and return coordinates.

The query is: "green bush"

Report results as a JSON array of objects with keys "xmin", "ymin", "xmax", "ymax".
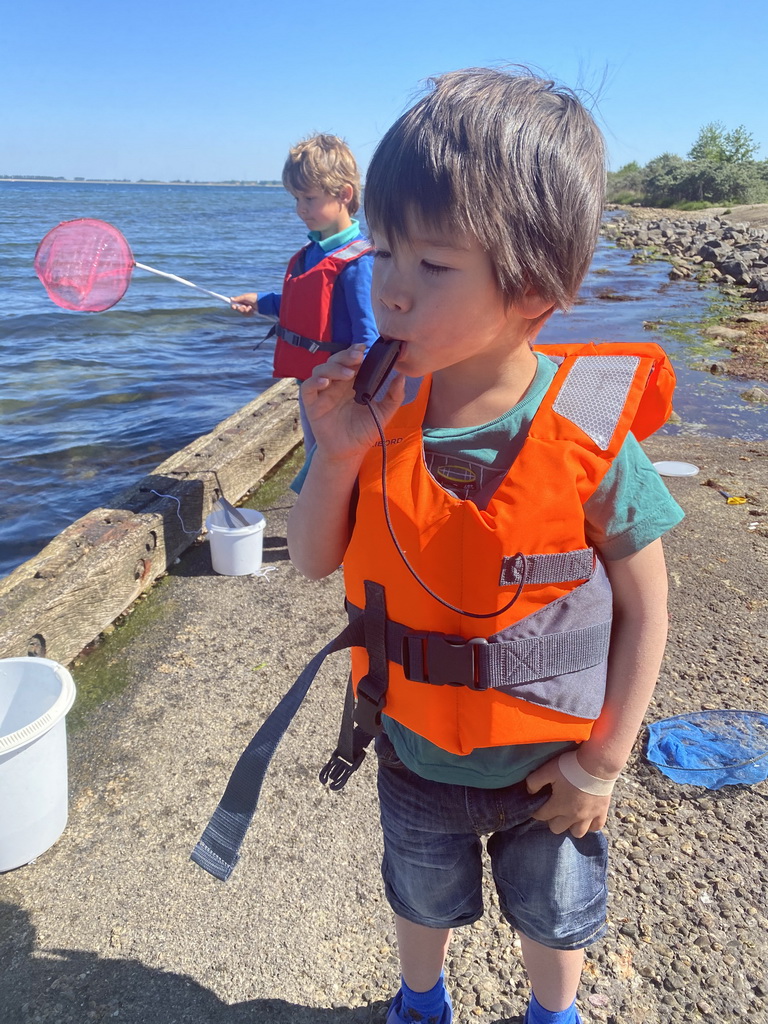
[
  {"xmin": 673, "ymin": 200, "xmax": 724, "ymax": 211},
  {"xmin": 608, "ymin": 191, "xmax": 644, "ymax": 205}
]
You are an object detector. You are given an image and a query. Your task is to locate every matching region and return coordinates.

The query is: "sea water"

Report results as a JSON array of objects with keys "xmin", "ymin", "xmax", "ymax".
[{"xmin": 1, "ymin": 181, "xmax": 766, "ymax": 578}]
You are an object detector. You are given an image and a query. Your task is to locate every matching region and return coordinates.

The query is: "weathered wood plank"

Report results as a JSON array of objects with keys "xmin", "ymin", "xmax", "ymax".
[{"xmin": 0, "ymin": 379, "xmax": 301, "ymax": 665}]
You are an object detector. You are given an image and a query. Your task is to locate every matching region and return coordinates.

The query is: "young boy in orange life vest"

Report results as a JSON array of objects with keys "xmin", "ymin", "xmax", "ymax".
[
  {"xmin": 287, "ymin": 70, "xmax": 683, "ymax": 1024},
  {"xmin": 231, "ymin": 133, "xmax": 377, "ymax": 487}
]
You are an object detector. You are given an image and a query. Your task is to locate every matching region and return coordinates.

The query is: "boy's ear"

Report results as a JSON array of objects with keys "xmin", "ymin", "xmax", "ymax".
[
  {"xmin": 338, "ymin": 183, "xmax": 354, "ymax": 207},
  {"xmin": 516, "ymin": 287, "xmax": 554, "ymax": 321}
]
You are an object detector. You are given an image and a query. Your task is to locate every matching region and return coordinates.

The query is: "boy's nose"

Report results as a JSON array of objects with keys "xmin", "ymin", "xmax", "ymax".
[{"xmin": 375, "ymin": 272, "xmax": 411, "ymax": 314}]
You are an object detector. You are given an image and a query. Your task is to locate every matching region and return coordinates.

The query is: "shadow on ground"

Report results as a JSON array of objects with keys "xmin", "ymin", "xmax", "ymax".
[
  {"xmin": 0, "ymin": 900, "xmax": 387, "ymax": 1023},
  {"xmin": 1, "ymin": 901, "xmax": 526, "ymax": 1024}
]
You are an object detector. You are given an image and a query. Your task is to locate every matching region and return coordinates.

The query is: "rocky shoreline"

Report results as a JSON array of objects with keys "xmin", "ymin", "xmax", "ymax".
[{"xmin": 603, "ymin": 206, "xmax": 768, "ymax": 387}]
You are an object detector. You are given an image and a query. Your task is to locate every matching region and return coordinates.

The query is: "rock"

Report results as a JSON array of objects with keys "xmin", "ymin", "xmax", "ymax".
[
  {"xmin": 719, "ymin": 258, "xmax": 753, "ymax": 285},
  {"xmin": 704, "ymin": 326, "xmax": 747, "ymax": 342},
  {"xmin": 669, "ymin": 267, "xmax": 690, "ymax": 281},
  {"xmin": 741, "ymin": 387, "xmax": 768, "ymax": 403},
  {"xmin": 734, "ymin": 312, "xmax": 768, "ymax": 323}
]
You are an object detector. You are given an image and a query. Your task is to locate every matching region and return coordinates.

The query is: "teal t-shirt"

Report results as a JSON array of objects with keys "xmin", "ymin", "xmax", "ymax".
[{"xmin": 384, "ymin": 352, "xmax": 684, "ymax": 788}]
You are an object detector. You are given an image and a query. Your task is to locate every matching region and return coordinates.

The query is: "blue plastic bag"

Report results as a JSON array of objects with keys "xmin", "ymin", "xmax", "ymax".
[{"xmin": 645, "ymin": 710, "xmax": 768, "ymax": 789}]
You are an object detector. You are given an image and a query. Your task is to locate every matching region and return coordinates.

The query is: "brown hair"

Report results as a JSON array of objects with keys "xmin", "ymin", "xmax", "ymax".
[
  {"xmin": 282, "ymin": 133, "xmax": 361, "ymax": 215},
  {"xmin": 364, "ymin": 68, "xmax": 606, "ymax": 310}
]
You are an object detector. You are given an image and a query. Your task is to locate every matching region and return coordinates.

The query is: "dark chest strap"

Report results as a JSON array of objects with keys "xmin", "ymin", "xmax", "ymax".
[
  {"xmin": 275, "ymin": 328, "xmax": 347, "ymax": 355},
  {"xmin": 345, "ymin": 603, "xmax": 610, "ymax": 692}
]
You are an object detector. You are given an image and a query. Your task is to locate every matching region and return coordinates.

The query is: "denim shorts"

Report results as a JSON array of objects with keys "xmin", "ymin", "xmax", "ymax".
[{"xmin": 375, "ymin": 731, "xmax": 608, "ymax": 950}]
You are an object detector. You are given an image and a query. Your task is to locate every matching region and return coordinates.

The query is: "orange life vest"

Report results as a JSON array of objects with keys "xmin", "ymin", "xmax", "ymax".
[
  {"xmin": 342, "ymin": 342, "xmax": 675, "ymax": 756},
  {"xmin": 272, "ymin": 238, "xmax": 373, "ymax": 381}
]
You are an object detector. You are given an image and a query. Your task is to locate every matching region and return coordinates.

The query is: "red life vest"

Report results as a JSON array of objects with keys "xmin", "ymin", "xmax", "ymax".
[
  {"xmin": 272, "ymin": 238, "xmax": 373, "ymax": 381},
  {"xmin": 342, "ymin": 342, "xmax": 675, "ymax": 756}
]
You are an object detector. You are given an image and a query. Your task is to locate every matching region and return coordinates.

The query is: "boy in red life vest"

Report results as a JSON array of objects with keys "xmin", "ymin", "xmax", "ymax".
[
  {"xmin": 287, "ymin": 70, "xmax": 683, "ymax": 1024},
  {"xmin": 232, "ymin": 133, "xmax": 377, "ymax": 487}
]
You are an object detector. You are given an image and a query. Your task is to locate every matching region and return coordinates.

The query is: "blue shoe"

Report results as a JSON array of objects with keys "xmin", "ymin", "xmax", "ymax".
[
  {"xmin": 386, "ymin": 988, "xmax": 453, "ymax": 1023},
  {"xmin": 523, "ymin": 996, "xmax": 582, "ymax": 1024}
]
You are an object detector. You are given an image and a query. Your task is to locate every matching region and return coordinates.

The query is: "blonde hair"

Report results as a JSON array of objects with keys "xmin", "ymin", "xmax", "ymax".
[
  {"xmin": 282, "ymin": 133, "xmax": 361, "ymax": 215},
  {"xmin": 365, "ymin": 68, "xmax": 606, "ymax": 311}
]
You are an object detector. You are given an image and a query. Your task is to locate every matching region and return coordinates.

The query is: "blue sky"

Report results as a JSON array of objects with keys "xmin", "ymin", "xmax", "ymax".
[{"xmin": 2, "ymin": 0, "xmax": 766, "ymax": 181}]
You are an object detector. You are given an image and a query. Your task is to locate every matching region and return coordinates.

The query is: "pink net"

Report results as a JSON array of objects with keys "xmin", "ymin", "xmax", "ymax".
[{"xmin": 34, "ymin": 219, "xmax": 135, "ymax": 312}]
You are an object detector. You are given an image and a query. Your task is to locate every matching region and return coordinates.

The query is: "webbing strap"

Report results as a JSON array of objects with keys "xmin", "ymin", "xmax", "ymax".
[
  {"xmin": 499, "ymin": 550, "xmax": 594, "ymax": 586},
  {"xmin": 191, "ymin": 618, "xmax": 364, "ymax": 881},
  {"xmin": 400, "ymin": 621, "xmax": 610, "ymax": 689},
  {"xmin": 318, "ymin": 582, "xmax": 390, "ymax": 790},
  {"xmin": 276, "ymin": 329, "xmax": 347, "ymax": 354},
  {"xmin": 345, "ymin": 602, "xmax": 610, "ymax": 692},
  {"xmin": 318, "ymin": 676, "xmax": 375, "ymax": 791}
]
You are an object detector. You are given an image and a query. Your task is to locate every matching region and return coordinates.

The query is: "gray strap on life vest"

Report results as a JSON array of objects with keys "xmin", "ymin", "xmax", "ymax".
[
  {"xmin": 396, "ymin": 619, "xmax": 610, "ymax": 692},
  {"xmin": 499, "ymin": 549, "xmax": 594, "ymax": 587},
  {"xmin": 191, "ymin": 617, "xmax": 364, "ymax": 882},
  {"xmin": 345, "ymin": 602, "xmax": 610, "ymax": 712},
  {"xmin": 553, "ymin": 355, "xmax": 640, "ymax": 450},
  {"xmin": 319, "ymin": 581, "xmax": 390, "ymax": 789}
]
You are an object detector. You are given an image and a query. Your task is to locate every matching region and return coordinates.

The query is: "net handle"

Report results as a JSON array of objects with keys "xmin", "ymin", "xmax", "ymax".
[{"xmin": 134, "ymin": 261, "xmax": 232, "ymax": 304}]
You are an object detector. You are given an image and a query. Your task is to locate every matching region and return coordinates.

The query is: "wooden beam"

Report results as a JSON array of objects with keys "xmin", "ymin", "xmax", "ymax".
[{"xmin": 0, "ymin": 379, "xmax": 301, "ymax": 666}]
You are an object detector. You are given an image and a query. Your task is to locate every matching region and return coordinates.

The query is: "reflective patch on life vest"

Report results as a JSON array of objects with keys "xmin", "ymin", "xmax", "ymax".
[{"xmin": 553, "ymin": 355, "xmax": 639, "ymax": 450}]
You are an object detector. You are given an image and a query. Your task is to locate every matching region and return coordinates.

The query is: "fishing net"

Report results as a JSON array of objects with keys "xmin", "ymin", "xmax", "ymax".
[
  {"xmin": 645, "ymin": 710, "xmax": 768, "ymax": 789},
  {"xmin": 35, "ymin": 218, "xmax": 135, "ymax": 312}
]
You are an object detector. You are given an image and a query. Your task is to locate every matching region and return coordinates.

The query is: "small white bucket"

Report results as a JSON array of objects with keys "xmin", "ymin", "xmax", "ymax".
[
  {"xmin": 0, "ymin": 657, "xmax": 77, "ymax": 872},
  {"xmin": 205, "ymin": 507, "xmax": 266, "ymax": 576}
]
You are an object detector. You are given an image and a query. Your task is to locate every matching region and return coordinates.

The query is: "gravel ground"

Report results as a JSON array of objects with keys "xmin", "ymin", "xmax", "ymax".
[{"xmin": 1, "ymin": 435, "xmax": 766, "ymax": 1024}]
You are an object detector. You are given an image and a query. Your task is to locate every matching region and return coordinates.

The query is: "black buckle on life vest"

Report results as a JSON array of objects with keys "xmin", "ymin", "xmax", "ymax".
[
  {"xmin": 353, "ymin": 675, "xmax": 386, "ymax": 735},
  {"xmin": 319, "ymin": 746, "xmax": 366, "ymax": 790},
  {"xmin": 403, "ymin": 633, "xmax": 488, "ymax": 689}
]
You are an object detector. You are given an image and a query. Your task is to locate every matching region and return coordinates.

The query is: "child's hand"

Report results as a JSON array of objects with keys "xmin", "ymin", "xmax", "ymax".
[
  {"xmin": 231, "ymin": 292, "xmax": 258, "ymax": 315},
  {"xmin": 301, "ymin": 344, "xmax": 406, "ymax": 462},
  {"xmin": 526, "ymin": 756, "xmax": 612, "ymax": 838}
]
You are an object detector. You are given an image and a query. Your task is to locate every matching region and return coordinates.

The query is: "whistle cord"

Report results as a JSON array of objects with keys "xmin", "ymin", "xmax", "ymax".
[{"xmin": 363, "ymin": 398, "xmax": 527, "ymax": 620}]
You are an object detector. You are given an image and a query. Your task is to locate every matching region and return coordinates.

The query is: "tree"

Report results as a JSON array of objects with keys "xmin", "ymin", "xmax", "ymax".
[
  {"xmin": 606, "ymin": 160, "xmax": 645, "ymax": 202},
  {"xmin": 723, "ymin": 125, "xmax": 759, "ymax": 163},
  {"xmin": 643, "ymin": 153, "xmax": 688, "ymax": 206},
  {"xmin": 688, "ymin": 121, "xmax": 728, "ymax": 163},
  {"xmin": 684, "ymin": 161, "xmax": 764, "ymax": 204},
  {"xmin": 688, "ymin": 121, "xmax": 759, "ymax": 164}
]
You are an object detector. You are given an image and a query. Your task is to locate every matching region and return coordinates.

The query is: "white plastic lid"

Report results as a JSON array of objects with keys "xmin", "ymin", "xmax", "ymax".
[{"xmin": 653, "ymin": 461, "xmax": 700, "ymax": 477}]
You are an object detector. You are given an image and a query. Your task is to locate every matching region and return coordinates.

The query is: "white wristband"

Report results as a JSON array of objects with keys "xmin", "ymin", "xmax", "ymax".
[{"xmin": 558, "ymin": 751, "xmax": 618, "ymax": 796}]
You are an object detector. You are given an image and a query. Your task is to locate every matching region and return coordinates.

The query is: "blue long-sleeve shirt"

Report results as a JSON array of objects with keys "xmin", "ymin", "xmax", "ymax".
[{"xmin": 256, "ymin": 219, "xmax": 378, "ymax": 352}]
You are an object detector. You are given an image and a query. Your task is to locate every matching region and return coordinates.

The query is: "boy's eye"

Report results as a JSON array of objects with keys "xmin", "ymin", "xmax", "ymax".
[
  {"xmin": 372, "ymin": 249, "xmax": 391, "ymax": 261},
  {"xmin": 421, "ymin": 260, "xmax": 450, "ymax": 275}
]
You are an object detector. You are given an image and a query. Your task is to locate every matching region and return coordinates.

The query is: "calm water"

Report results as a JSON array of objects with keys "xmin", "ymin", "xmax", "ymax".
[{"xmin": 1, "ymin": 182, "xmax": 767, "ymax": 578}]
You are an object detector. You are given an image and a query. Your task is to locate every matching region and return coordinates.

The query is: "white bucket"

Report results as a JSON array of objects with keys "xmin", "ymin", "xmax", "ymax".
[
  {"xmin": 0, "ymin": 657, "xmax": 77, "ymax": 872},
  {"xmin": 205, "ymin": 507, "xmax": 266, "ymax": 576}
]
